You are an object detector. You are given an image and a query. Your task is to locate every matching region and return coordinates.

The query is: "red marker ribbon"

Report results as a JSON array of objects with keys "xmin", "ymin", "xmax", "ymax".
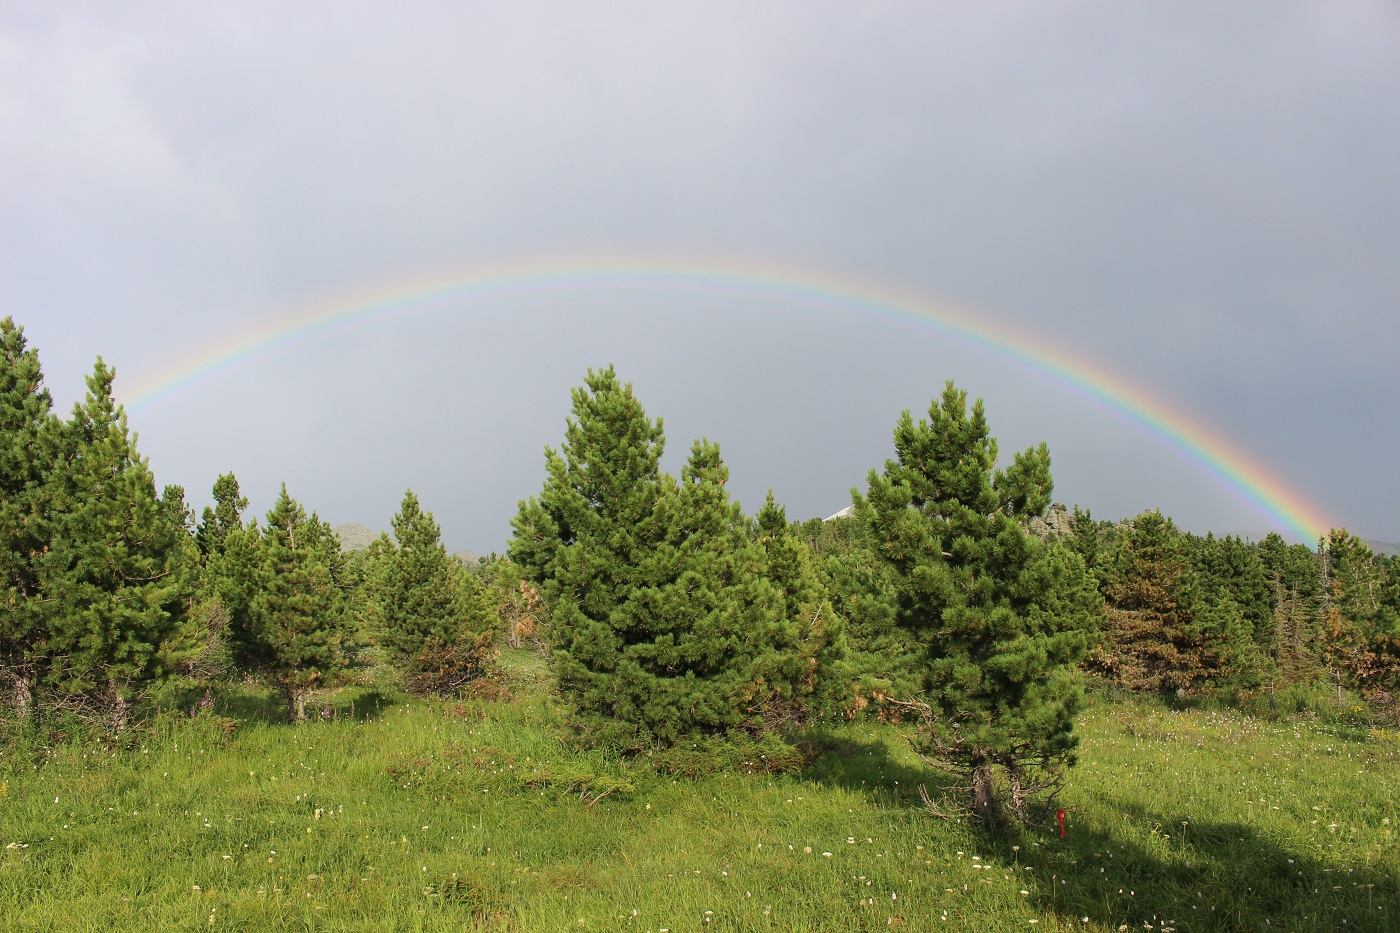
[{"xmin": 1057, "ymin": 808, "xmax": 1066, "ymax": 838}]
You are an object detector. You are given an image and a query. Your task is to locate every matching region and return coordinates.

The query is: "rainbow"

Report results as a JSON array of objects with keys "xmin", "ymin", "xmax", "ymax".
[{"xmin": 118, "ymin": 252, "xmax": 1333, "ymax": 542}]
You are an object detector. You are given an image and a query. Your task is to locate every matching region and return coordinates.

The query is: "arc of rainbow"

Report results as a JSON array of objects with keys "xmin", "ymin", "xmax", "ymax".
[{"xmin": 119, "ymin": 253, "xmax": 1332, "ymax": 542}]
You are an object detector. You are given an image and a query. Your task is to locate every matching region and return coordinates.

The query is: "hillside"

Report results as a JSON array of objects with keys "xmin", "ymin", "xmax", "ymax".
[
  {"xmin": 1368, "ymin": 538, "xmax": 1400, "ymax": 558},
  {"xmin": 333, "ymin": 522, "xmax": 381, "ymax": 551}
]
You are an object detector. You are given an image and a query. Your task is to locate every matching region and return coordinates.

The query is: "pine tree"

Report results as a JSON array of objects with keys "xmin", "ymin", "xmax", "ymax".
[
  {"xmin": 1064, "ymin": 506, "xmax": 1107, "ymax": 577},
  {"xmin": 196, "ymin": 473, "xmax": 248, "ymax": 557},
  {"xmin": 1189, "ymin": 533, "xmax": 1273, "ymax": 694},
  {"xmin": 753, "ymin": 491, "xmax": 848, "ymax": 721},
  {"xmin": 1326, "ymin": 530, "xmax": 1384, "ymax": 634},
  {"xmin": 1094, "ymin": 511, "xmax": 1210, "ymax": 693},
  {"xmin": 819, "ymin": 528, "xmax": 915, "ymax": 715},
  {"xmin": 1323, "ymin": 530, "xmax": 1399, "ymax": 720},
  {"xmin": 0, "ymin": 318, "xmax": 60, "ymax": 718},
  {"xmin": 195, "ymin": 473, "xmax": 261, "ymax": 668},
  {"xmin": 1257, "ymin": 532, "xmax": 1326, "ymax": 693},
  {"xmin": 855, "ymin": 381, "xmax": 1099, "ymax": 825},
  {"xmin": 379, "ymin": 489, "xmax": 495, "ymax": 696},
  {"xmin": 249, "ymin": 485, "xmax": 352, "ymax": 722},
  {"xmin": 1194, "ymin": 535, "xmax": 1271, "ymax": 634},
  {"xmin": 160, "ymin": 483, "xmax": 231, "ymax": 702},
  {"xmin": 797, "ymin": 511, "xmax": 917, "ymax": 715},
  {"xmin": 510, "ymin": 367, "xmax": 668, "ymax": 742},
  {"xmin": 511, "ymin": 369, "xmax": 824, "ymax": 746},
  {"xmin": 39, "ymin": 359, "xmax": 196, "ymax": 731},
  {"xmin": 612, "ymin": 442, "xmax": 812, "ymax": 743},
  {"xmin": 344, "ymin": 531, "xmax": 395, "ymax": 658}
]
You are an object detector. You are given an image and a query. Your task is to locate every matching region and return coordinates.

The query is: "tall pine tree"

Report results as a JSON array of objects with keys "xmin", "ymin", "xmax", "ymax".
[
  {"xmin": 511, "ymin": 367, "xmax": 669, "ymax": 743},
  {"xmin": 512, "ymin": 369, "xmax": 828, "ymax": 746},
  {"xmin": 0, "ymin": 318, "xmax": 59, "ymax": 718},
  {"xmin": 856, "ymin": 382, "xmax": 1099, "ymax": 825},
  {"xmin": 39, "ymin": 359, "xmax": 196, "ymax": 731}
]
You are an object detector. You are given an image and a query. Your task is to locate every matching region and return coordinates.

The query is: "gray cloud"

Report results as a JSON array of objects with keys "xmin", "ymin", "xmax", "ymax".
[{"xmin": 4, "ymin": 1, "xmax": 1397, "ymax": 549}]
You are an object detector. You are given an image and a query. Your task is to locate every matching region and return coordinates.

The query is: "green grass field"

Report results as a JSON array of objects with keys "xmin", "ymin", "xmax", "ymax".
[{"xmin": 2, "ymin": 652, "xmax": 1396, "ymax": 931}]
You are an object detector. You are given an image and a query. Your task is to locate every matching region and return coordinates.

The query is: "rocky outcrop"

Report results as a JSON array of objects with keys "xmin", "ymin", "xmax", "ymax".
[{"xmin": 1028, "ymin": 503, "xmax": 1074, "ymax": 540}]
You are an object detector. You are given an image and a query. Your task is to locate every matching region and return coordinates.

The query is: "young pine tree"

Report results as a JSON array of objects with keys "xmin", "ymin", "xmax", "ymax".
[
  {"xmin": 512, "ymin": 369, "xmax": 827, "ymax": 747},
  {"xmin": 855, "ymin": 381, "xmax": 1099, "ymax": 825},
  {"xmin": 344, "ymin": 531, "xmax": 395, "ymax": 659},
  {"xmin": 0, "ymin": 318, "xmax": 61, "ymax": 719},
  {"xmin": 379, "ymin": 490, "xmax": 495, "ymax": 696},
  {"xmin": 249, "ymin": 485, "xmax": 353, "ymax": 722},
  {"xmin": 802, "ymin": 509, "xmax": 920, "ymax": 716},
  {"xmin": 195, "ymin": 473, "xmax": 262, "ymax": 669},
  {"xmin": 607, "ymin": 442, "xmax": 815, "ymax": 744},
  {"xmin": 196, "ymin": 472, "xmax": 249, "ymax": 557},
  {"xmin": 1257, "ymin": 532, "xmax": 1326, "ymax": 693},
  {"xmin": 753, "ymin": 490, "xmax": 848, "ymax": 722},
  {"xmin": 39, "ymin": 359, "xmax": 197, "ymax": 731},
  {"xmin": 1188, "ymin": 533, "xmax": 1273, "ymax": 695}
]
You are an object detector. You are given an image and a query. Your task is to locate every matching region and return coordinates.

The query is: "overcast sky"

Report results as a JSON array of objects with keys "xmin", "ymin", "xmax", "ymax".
[{"xmin": 4, "ymin": 1, "xmax": 1397, "ymax": 551}]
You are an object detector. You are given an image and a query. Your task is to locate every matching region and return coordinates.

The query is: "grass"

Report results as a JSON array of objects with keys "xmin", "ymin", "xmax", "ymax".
[{"xmin": 1, "ymin": 651, "xmax": 1396, "ymax": 931}]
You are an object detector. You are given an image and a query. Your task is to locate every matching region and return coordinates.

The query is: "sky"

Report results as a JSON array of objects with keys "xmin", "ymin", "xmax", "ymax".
[{"xmin": 3, "ymin": 1, "xmax": 1397, "ymax": 553}]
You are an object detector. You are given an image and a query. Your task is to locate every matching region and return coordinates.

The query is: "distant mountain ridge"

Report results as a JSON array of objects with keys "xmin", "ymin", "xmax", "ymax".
[
  {"xmin": 1225, "ymin": 530, "xmax": 1400, "ymax": 558},
  {"xmin": 334, "ymin": 523, "xmax": 380, "ymax": 551},
  {"xmin": 333, "ymin": 522, "xmax": 482, "ymax": 567}
]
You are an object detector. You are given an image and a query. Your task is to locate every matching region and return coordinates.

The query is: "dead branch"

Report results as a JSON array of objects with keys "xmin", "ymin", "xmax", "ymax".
[{"xmin": 917, "ymin": 784, "xmax": 968, "ymax": 821}]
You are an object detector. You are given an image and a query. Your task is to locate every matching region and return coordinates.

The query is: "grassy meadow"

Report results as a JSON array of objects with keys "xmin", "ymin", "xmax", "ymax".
[{"xmin": 1, "ymin": 651, "xmax": 1396, "ymax": 931}]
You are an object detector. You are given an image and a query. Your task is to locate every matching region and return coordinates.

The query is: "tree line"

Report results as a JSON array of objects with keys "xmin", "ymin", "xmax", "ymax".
[
  {"xmin": 1065, "ymin": 509, "xmax": 1400, "ymax": 721},
  {"xmin": 0, "ymin": 318, "xmax": 503, "ymax": 731}
]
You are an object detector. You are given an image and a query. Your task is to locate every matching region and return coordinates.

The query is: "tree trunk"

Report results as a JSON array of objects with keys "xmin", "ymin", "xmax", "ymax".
[
  {"xmin": 970, "ymin": 755, "xmax": 997, "ymax": 827},
  {"xmin": 14, "ymin": 675, "xmax": 32, "ymax": 721},
  {"xmin": 286, "ymin": 685, "xmax": 306, "ymax": 723},
  {"xmin": 108, "ymin": 688, "xmax": 128, "ymax": 735}
]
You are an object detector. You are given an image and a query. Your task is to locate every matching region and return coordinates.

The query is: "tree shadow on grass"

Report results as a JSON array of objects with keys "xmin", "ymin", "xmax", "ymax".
[
  {"xmin": 344, "ymin": 689, "xmax": 394, "ymax": 721},
  {"xmin": 215, "ymin": 687, "xmax": 396, "ymax": 725},
  {"xmin": 1003, "ymin": 799, "xmax": 1399, "ymax": 931},
  {"xmin": 800, "ymin": 727, "xmax": 1397, "ymax": 929},
  {"xmin": 215, "ymin": 689, "xmax": 284, "ymax": 724},
  {"xmin": 798, "ymin": 729, "xmax": 961, "ymax": 809}
]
